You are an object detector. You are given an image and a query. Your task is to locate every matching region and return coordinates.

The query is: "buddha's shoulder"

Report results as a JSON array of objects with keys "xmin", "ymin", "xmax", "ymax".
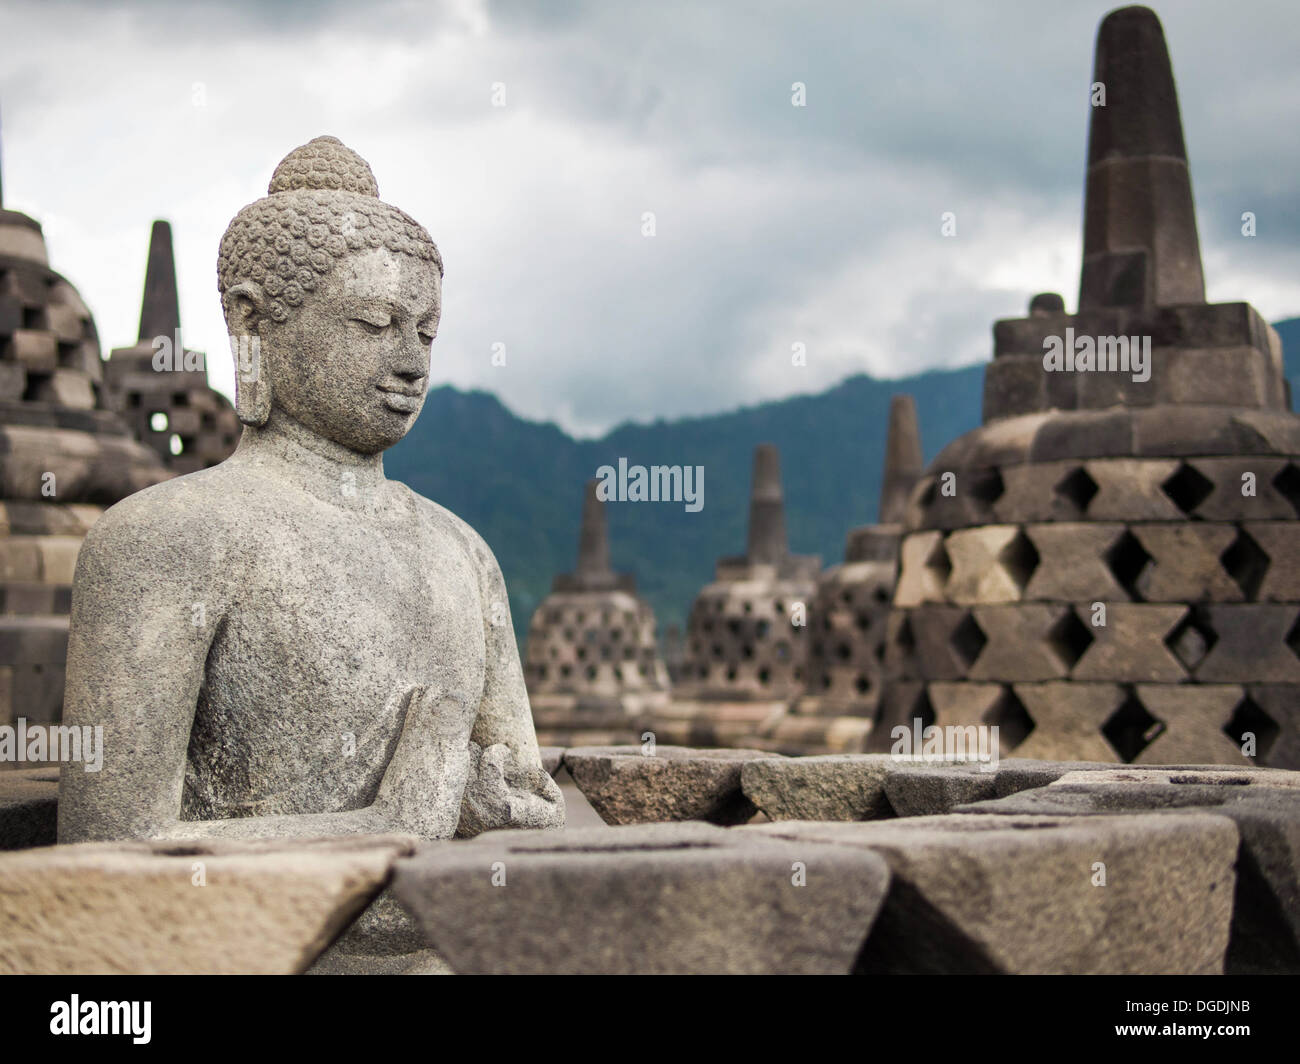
[
  {"xmin": 81, "ymin": 465, "xmax": 249, "ymax": 562},
  {"xmin": 403, "ymin": 487, "xmax": 503, "ymax": 573}
]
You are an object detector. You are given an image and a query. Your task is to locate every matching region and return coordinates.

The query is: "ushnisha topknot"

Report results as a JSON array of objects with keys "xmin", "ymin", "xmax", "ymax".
[
  {"xmin": 267, "ymin": 135, "xmax": 380, "ymax": 197},
  {"xmin": 217, "ymin": 135, "xmax": 442, "ymax": 326}
]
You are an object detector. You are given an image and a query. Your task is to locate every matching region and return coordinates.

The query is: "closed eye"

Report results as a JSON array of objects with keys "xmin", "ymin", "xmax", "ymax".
[{"xmin": 352, "ymin": 317, "xmax": 390, "ymax": 334}]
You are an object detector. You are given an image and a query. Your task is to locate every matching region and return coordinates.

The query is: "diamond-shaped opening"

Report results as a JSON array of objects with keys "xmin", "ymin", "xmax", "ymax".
[
  {"xmin": 1101, "ymin": 690, "xmax": 1167, "ymax": 763},
  {"xmin": 896, "ymin": 615, "xmax": 916, "ymax": 655},
  {"xmin": 949, "ymin": 612, "xmax": 987, "ymax": 670},
  {"xmin": 924, "ymin": 538, "xmax": 952, "ymax": 586},
  {"xmin": 1222, "ymin": 695, "xmax": 1280, "ymax": 763},
  {"xmin": 1104, "ymin": 528, "xmax": 1153, "ymax": 601},
  {"xmin": 983, "ymin": 687, "xmax": 1035, "ymax": 750},
  {"xmin": 1164, "ymin": 606, "xmax": 1219, "ymax": 672},
  {"xmin": 970, "ymin": 468, "xmax": 1005, "ymax": 508},
  {"xmin": 1273, "ymin": 463, "xmax": 1300, "ymax": 518},
  {"xmin": 1220, "ymin": 528, "xmax": 1270, "ymax": 601},
  {"xmin": 997, "ymin": 529, "xmax": 1040, "ymax": 592},
  {"xmin": 909, "ymin": 688, "xmax": 936, "ymax": 732},
  {"xmin": 1047, "ymin": 607, "xmax": 1094, "ymax": 671},
  {"xmin": 920, "ymin": 479, "xmax": 938, "ymax": 509},
  {"xmin": 1287, "ymin": 613, "xmax": 1300, "ymax": 661},
  {"xmin": 1054, "ymin": 466, "xmax": 1099, "ymax": 514},
  {"xmin": 1161, "ymin": 462, "xmax": 1215, "ymax": 516}
]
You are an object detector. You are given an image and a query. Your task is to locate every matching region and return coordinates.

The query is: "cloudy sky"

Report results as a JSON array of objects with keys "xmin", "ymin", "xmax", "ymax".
[{"xmin": 2, "ymin": 0, "xmax": 1297, "ymax": 437}]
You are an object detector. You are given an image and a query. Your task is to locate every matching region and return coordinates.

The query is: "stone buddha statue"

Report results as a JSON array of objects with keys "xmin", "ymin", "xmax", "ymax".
[{"xmin": 58, "ymin": 136, "xmax": 564, "ymax": 843}]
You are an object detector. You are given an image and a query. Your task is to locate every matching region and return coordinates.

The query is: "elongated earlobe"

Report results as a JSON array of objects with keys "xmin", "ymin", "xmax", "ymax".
[
  {"xmin": 225, "ymin": 282, "xmax": 272, "ymax": 426},
  {"xmin": 234, "ymin": 355, "xmax": 272, "ymax": 426}
]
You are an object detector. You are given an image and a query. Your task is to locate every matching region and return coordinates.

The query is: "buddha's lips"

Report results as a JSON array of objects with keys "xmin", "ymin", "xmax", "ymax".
[{"xmin": 378, "ymin": 386, "xmax": 423, "ymax": 413}]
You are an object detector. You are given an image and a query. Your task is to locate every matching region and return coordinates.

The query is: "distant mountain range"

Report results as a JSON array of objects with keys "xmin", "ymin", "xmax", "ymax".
[{"xmin": 387, "ymin": 317, "xmax": 1300, "ymax": 642}]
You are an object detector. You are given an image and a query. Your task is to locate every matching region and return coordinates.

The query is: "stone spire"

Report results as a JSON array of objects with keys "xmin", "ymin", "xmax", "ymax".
[
  {"xmin": 878, "ymin": 394, "xmax": 923, "ymax": 525},
  {"xmin": 575, "ymin": 478, "xmax": 613, "ymax": 582},
  {"xmin": 746, "ymin": 443, "xmax": 788, "ymax": 564},
  {"xmin": 137, "ymin": 220, "xmax": 181, "ymax": 344},
  {"xmin": 1079, "ymin": 5, "xmax": 1204, "ymax": 310}
]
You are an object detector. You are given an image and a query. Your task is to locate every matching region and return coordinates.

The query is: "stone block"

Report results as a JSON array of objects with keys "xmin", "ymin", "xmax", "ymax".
[
  {"xmin": 953, "ymin": 765, "xmax": 1300, "ymax": 972},
  {"xmin": 993, "ymin": 460, "xmax": 1079, "ymax": 523},
  {"xmin": 1011, "ymin": 682, "xmax": 1127, "ymax": 762},
  {"xmin": 1189, "ymin": 457, "xmax": 1297, "ymax": 521},
  {"xmin": 35, "ymin": 536, "xmax": 82, "ymax": 585},
  {"xmin": 968, "ymin": 605, "xmax": 1075, "ymax": 681},
  {"xmin": 0, "ymin": 767, "xmax": 59, "ymax": 850},
  {"xmin": 1071, "ymin": 604, "xmax": 1189, "ymax": 682},
  {"xmin": 751, "ymin": 812, "xmax": 1237, "ymax": 973},
  {"xmin": 895, "ymin": 605, "xmax": 973, "ymax": 681},
  {"xmin": 1023, "ymin": 523, "xmax": 1127, "ymax": 600},
  {"xmin": 1247, "ymin": 523, "xmax": 1300, "ymax": 601},
  {"xmin": 945, "ymin": 526, "xmax": 1027, "ymax": 604},
  {"xmin": 1130, "ymin": 524, "xmax": 1243, "ymax": 602},
  {"xmin": 882, "ymin": 763, "xmax": 999, "ymax": 815},
  {"xmin": 1156, "ymin": 346, "xmax": 1272, "ymax": 407},
  {"xmin": 6, "ymin": 331, "xmax": 57, "ymax": 372},
  {"xmin": 0, "ymin": 617, "xmax": 68, "ymax": 666},
  {"xmin": 392, "ymin": 822, "xmax": 891, "ymax": 974},
  {"xmin": 1131, "ymin": 684, "xmax": 1257, "ymax": 764},
  {"xmin": 562, "ymin": 745, "xmax": 776, "ymax": 825},
  {"xmin": 1028, "ymin": 409, "xmax": 1135, "ymax": 462},
  {"xmin": 0, "ymin": 361, "xmax": 26, "ymax": 400},
  {"xmin": 983, "ymin": 355, "xmax": 1045, "ymax": 421},
  {"xmin": 0, "ymin": 834, "xmax": 413, "ymax": 974},
  {"xmin": 1197, "ymin": 605, "xmax": 1300, "ymax": 683},
  {"xmin": 893, "ymin": 531, "xmax": 949, "ymax": 607},
  {"xmin": 31, "ymin": 369, "xmax": 96, "ymax": 410},
  {"xmin": 1085, "ymin": 459, "xmax": 1184, "ymax": 520},
  {"xmin": 740, "ymin": 754, "xmax": 896, "ymax": 821}
]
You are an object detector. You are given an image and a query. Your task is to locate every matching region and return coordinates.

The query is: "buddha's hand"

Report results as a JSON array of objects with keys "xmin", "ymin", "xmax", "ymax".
[
  {"xmin": 456, "ymin": 741, "xmax": 565, "ymax": 838},
  {"xmin": 372, "ymin": 685, "xmax": 475, "ymax": 839}
]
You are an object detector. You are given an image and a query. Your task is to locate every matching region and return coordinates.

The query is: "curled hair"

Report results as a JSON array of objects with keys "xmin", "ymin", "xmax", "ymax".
[{"xmin": 217, "ymin": 136, "xmax": 442, "ymax": 325}]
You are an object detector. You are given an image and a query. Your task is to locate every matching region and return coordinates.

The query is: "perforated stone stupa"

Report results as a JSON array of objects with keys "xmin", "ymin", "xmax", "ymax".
[
  {"xmin": 669, "ymin": 444, "xmax": 819, "ymax": 745},
  {"xmin": 525, "ymin": 480, "xmax": 669, "ymax": 745},
  {"xmin": 103, "ymin": 221, "xmax": 240, "ymax": 473},
  {"xmin": 772, "ymin": 395, "xmax": 923, "ymax": 752},
  {"xmin": 0, "ymin": 163, "xmax": 170, "ymax": 740},
  {"xmin": 871, "ymin": 6, "xmax": 1300, "ymax": 769}
]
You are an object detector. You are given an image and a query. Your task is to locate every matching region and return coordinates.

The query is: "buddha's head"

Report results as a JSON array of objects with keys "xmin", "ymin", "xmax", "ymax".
[{"xmin": 218, "ymin": 136, "xmax": 443, "ymax": 454}]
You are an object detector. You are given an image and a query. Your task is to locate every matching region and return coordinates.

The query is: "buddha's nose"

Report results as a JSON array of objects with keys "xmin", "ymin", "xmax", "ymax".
[{"xmin": 392, "ymin": 324, "xmax": 430, "ymax": 381}]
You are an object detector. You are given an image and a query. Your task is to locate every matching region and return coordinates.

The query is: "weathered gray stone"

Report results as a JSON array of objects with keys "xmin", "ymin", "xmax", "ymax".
[
  {"xmin": 0, "ymin": 834, "xmax": 413, "ymax": 974},
  {"xmin": 740, "ymin": 754, "xmax": 896, "ymax": 821},
  {"xmin": 0, "ymin": 766, "xmax": 59, "ymax": 850},
  {"xmin": 751, "ymin": 812, "xmax": 1237, "ymax": 974},
  {"xmin": 954, "ymin": 765, "xmax": 1300, "ymax": 972},
  {"xmin": 882, "ymin": 762, "xmax": 1000, "ymax": 816},
  {"xmin": 563, "ymin": 745, "xmax": 774, "ymax": 825},
  {"xmin": 57, "ymin": 137, "xmax": 562, "ymax": 845},
  {"xmin": 391, "ymin": 822, "xmax": 891, "ymax": 974},
  {"xmin": 540, "ymin": 747, "xmax": 564, "ymax": 776}
]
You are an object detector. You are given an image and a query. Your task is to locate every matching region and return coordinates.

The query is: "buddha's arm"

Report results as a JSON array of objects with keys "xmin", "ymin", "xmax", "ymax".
[
  {"xmin": 454, "ymin": 529, "xmax": 565, "ymax": 837},
  {"xmin": 56, "ymin": 501, "xmax": 390, "ymax": 843}
]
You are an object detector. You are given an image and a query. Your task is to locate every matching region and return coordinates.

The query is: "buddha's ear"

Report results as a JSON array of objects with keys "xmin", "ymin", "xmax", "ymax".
[{"xmin": 225, "ymin": 282, "xmax": 273, "ymax": 427}]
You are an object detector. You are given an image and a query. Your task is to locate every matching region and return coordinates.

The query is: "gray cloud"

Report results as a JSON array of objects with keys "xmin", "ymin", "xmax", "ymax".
[{"xmin": 1, "ymin": 0, "xmax": 1296, "ymax": 436}]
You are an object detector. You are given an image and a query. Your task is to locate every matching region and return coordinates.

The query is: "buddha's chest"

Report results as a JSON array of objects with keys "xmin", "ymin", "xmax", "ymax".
[{"xmin": 197, "ymin": 504, "xmax": 487, "ymax": 774}]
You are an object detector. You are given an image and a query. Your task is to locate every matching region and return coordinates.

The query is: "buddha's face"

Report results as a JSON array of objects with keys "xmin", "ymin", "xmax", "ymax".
[{"xmin": 249, "ymin": 246, "xmax": 441, "ymax": 454}]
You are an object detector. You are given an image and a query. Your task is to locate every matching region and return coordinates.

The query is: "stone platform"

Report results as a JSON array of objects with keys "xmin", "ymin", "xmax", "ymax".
[{"xmin": 3, "ymin": 751, "xmax": 1295, "ymax": 974}]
